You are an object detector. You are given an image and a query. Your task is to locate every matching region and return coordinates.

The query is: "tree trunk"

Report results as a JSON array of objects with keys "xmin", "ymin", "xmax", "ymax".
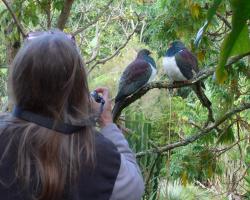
[{"xmin": 4, "ymin": 0, "xmax": 21, "ymax": 111}]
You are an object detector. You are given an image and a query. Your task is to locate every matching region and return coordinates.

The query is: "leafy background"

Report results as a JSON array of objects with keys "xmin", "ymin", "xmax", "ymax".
[{"xmin": 0, "ymin": 0, "xmax": 250, "ymax": 199}]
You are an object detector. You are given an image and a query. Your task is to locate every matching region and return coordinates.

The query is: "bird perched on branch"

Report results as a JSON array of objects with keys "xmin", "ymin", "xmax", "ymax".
[
  {"xmin": 112, "ymin": 49, "xmax": 157, "ymax": 121},
  {"xmin": 162, "ymin": 40, "xmax": 211, "ymax": 108}
]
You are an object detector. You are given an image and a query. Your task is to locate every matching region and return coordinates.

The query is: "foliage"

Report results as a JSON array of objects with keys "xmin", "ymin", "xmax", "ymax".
[
  {"xmin": 158, "ymin": 179, "xmax": 219, "ymax": 200},
  {"xmin": 216, "ymin": 0, "xmax": 250, "ymax": 83},
  {"xmin": 0, "ymin": 69, "xmax": 7, "ymax": 111},
  {"xmin": 142, "ymin": 0, "xmax": 208, "ymax": 55},
  {"xmin": 0, "ymin": 0, "xmax": 249, "ymax": 199},
  {"xmin": 243, "ymin": 144, "xmax": 250, "ymax": 199},
  {"xmin": 169, "ymin": 144, "xmax": 222, "ymax": 184},
  {"xmin": 124, "ymin": 108, "xmax": 162, "ymax": 199},
  {"xmin": 194, "ymin": 0, "xmax": 223, "ymax": 46}
]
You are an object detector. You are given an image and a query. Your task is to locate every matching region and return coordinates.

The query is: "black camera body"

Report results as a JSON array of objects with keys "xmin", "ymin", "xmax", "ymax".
[{"xmin": 91, "ymin": 91, "xmax": 105, "ymax": 104}]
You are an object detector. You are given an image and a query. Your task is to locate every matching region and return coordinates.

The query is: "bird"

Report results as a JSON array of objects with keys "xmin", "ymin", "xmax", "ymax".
[
  {"xmin": 112, "ymin": 49, "xmax": 157, "ymax": 121},
  {"xmin": 162, "ymin": 40, "xmax": 212, "ymax": 108}
]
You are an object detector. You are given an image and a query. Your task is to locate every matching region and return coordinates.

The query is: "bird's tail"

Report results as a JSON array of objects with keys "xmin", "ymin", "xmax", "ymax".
[
  {"xmin": 112, "ymin": 101, "xmax": 122, "ymax": 122},
  {"xmin": 193, "ymin": 81, "xmax": 215, "ymax": 123},
  {"xmin": 192, "ymin": 81, "xmax": 211, "ymax": 108},
  {"xmin": 193, "ymin": 81, "xmax": 214, "ymax": 123}
]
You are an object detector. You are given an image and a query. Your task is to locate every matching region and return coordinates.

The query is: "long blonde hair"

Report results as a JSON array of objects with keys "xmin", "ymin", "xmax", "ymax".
[{"xmin": 5, "ymin": 30, "xmax": 95, "ymax": 200}]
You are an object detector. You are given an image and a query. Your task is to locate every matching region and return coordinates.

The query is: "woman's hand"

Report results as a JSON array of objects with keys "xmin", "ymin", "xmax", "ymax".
[{"xmin": 93, "ymin": 87, "xmax": 113, "ymax": 128}]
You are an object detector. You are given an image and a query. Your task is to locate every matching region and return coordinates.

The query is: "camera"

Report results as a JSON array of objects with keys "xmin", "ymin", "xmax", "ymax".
[{"xmin": 91, "ymin": 91, "xmax": 105, "ymax": 104}]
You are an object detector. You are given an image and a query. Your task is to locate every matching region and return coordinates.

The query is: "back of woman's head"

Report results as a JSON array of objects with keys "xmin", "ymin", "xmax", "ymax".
[
  {"xmin": 5, "ymin": 30, "xmax": 95, "ymax": 200},
  {"xmin": 10, "ymin": 30, "xmax": 89, "ymax": 120}
]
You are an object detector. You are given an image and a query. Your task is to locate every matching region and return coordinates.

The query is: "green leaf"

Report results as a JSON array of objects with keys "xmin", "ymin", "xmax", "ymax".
[
  {"xmin": 217, "ymin": 127, "xmax": 235, "ymax": 144},
  {"xmin": 31, "ymin": 16, "xmax": 39, "ymax": 26},
  {"xmin": 229, "ymin": 24, "xmax": 250, "ymax": 57},
  {"xmin": 0, "ymin": 9, "xmax": 8, "ymax": 19},
  {"xmin": 244, "ymin": 176, "xmax": 250, "ymax": 184},
  {"xmin": 246, "ymin": 146, "xmax": 250, "ymax": 154},
  {"xmin": 53, "ymin": 0, "xmax": 64, "ymax": 11},
  {"xmin": 190, "ymin": 3, "xmax": 201, "ymax": 19},
  {"xmin": 160, "ymin": 0, "xmax": 168, "ymax": 9},
  {"xmin": 207, "ymin": 0, "xmax": 223, "ymax": 22},
  {"xmin": 199, "ymin": 130, "xmax": 216, "ymax": 145},
  {"xmin": 216, "ymin": 0, "xmax": 250, "ymax": 83}
]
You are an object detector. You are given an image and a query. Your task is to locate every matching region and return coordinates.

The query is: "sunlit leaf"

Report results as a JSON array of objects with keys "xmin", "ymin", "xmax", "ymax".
[
  {"xmin": 216, "ymin": 0, "xmax": 250, "ymax": 83},
  {"xmin": 197, "ymin": 50, "xmax": 205, "ymax": 61},
  {"xmin": 229, "ymin": 25, "xmax": 250, "ymax": 57},
  {"xmin": 207, "ymin": 164, "xmax": 213, "ymax": 178},
  {"xmin": 181, "ymin": 171, "xmax": 188, "ymax": 186},
  {"xmin": 190, "ymin": 3, "xmax": 200, "ymax": 19}
]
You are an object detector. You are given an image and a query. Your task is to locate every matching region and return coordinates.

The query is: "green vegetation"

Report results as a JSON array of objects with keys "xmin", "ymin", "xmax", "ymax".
[{"xmin": 0, "ymin": 0, "xmax": 249, "ymax": 199}]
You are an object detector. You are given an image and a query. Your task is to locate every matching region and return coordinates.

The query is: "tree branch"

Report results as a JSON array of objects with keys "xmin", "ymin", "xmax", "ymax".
[
  {"xmin": 72, "ymin": 0, "xmax": 113, "ymax": 36},
  {"xmin": 112, "ymin": 67, "xmax": 215, "ymax": 122},
  {"xmin": 85, "ymin": 24, "xmax": 101, "ymax": 65},
  {"xmin": 216, "ymin": 12, "xmax": 232, "ymax": 29},
  {"xmin": 215, "ymin": 136, "xmax": 249, "ymax": 157},
  {"xmin": 87, "ymin": 14, "xmax": 140, "ymax": 74},
  {"xmin": 136, "ymin": 103, "xmax": 250, "ymax": 158},
  {"xmin": 225, "ymin": 51, "xmax": 250, "ymax": 67},
  {"xmin": 45, "ymin": 0, "xmax": 52, "ymax": 29},
  {"xmin": 35, "ymin": 0, "xmax": 51, "ymax": 29},
  {"xmin": 2, "ymin": 0, "xmax": 26, "ymax": 37},
  {"xmin": 57, "ymin": 0, "xmax": 74, "ymax": 30},
  {"xmin": 84, "ymin": 15, "xmax": 112, "ymax": 65},
  {"xmin": 112, "ymin": 50, "xmax": 250, "ymax": 122}
]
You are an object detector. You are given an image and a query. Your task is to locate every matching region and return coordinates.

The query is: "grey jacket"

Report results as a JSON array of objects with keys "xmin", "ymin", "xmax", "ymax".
[
  {"xmin": 101, "ymin": 123, "xmax": 144, "ymax": 200},
  {"xmin": 0, "ymin": 112, "xmax": 144, "ymax": 200}
]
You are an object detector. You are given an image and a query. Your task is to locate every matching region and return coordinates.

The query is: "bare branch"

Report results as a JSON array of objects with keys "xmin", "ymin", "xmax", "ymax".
[
  {"xmin": 36, "ymin": 0, "xmax": 52, "ymax": 29},
  {"xmin": 216, "ymin": 136, "xmax": 249, "ymax": 157},
  {"xmin": 85, "ymin": 24, "xmax": 101, "ymax": 65},
  {"xmin": 84, "ymin": 15, "xmax": 112, "ymax": 65},
  {"xmin": 225, "ymin": 51, "xmax": 250, "ymax": 67},
  {"xmin": 45, "ymin": 0, "xmax": 52, "ymax": 29},
  {"xmin": 140, "ymin": 20, "xmax": 146, "ymax": 42},
  {"xmin": 101, "ymin": 15, "xmax": 112, "ymax": 30},
  {"xmin": 2, "ymin": 0, "xmax": 27, "ymax": 37},
  {"xmin": 121, "ymin": 22, "xmax": 129, "ymax": 38},
  {"xmin": 75, "ymin": 12, "xmax": 83, "ymax": 30},
  {"xmin": 188, "ymin": 120, "xmax": 202, "ymax": 130},
  {"xmin": 136, "ymin": 103, "xmax": 250, "ymax": 158},
  {"xmin": 57, "ymin": 0, "xmax": 75, "ymax": 30},
  {"xmin": 216, "ymin": 12, "xmax": 232, "ymax": 29},
  {"xmin": 87, "ymin": 15, "xmax": 140, "ymax": 73},
  {"xmin": 72, "ymin": 0, "xmax": 113, "ymax": 36}
]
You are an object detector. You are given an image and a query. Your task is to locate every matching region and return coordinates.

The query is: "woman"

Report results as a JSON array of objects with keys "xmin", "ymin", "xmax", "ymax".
[{"xmin": 0, "ymin": 30, "xmax": 144, "ymax": 200}]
